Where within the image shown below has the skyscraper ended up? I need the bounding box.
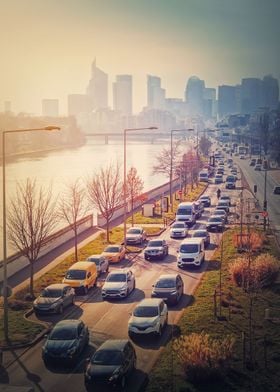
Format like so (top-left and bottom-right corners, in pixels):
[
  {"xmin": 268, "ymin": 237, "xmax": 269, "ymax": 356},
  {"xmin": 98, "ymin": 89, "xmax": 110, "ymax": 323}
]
[
  {"xmin": 42, "ymin": 99, "xmax": 59, "ymax": 117},
  {"xmin": 68, "ymin": 94, "xmax": 91, "ymax": 116},
  {"xmin": 261, "ymin": 75, "xmax": 279, "ymax": 110},
  {"xmin": 86, "ymin": 60, "xmax": 108, "ymax": 110},
  {"xmin": 113, "ymin": 75, "xmax": 133, "ymax": 115},
  {"xmin": 147, "ymin": 75, "xmax": 166, "ymax": 109},
  {"xmin": 185, "ymin": 76, "xmax": 205, "ymax": 116},
  {"xmin": 241, "ymin": 78, "xmax": 262, "ymax": 114},
  {"xmin": 218, "ymin": 85, "xmax": 237, "ymax": 118}
]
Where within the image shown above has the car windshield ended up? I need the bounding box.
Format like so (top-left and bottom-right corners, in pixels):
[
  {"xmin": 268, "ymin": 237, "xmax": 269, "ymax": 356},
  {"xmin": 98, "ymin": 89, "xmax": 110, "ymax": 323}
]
[
  {"xmin": 177, "ymin": 207, "xmax": 192, "ymax": 214},
  {"xmin": 127, "ymin": 228, "xmax": 141, "ymax": 234},
  {"xmin": 180, "ymin": 244, "xmax": 199, "ymax": 253},
  {"xmin": 87, "ymin": 257, "xmax": 101, "ymax": 265},
  {"xmin": 107, "ymin": 273, "xmax": 126, "ymax": 282},
  {"xmin": 200, "ymin": 197, "xmax": 209, "ymax": 201},
  {"xmin": 91, "ymin": 350, "xmax": 123, "ymax": 366},
  {"xmin": 65, "ymin": 270, "xmax": 86, "ymax": 280},
  {"xmin": 214, "ymin": 210, "xmax": 225, "ymax": 215},
  {"xmin": 49, "ymin": 327, "xmax": 77, "ymax": 340},
  {"xmin": 148, "ymin": 240, "xmax": 163, "ymax": 247},
  {"xmin": 133, "ymin": 306, "xmax": 159, "ymax": 317},
  {"xmin": 155, "ymin": 279, "xmax": 175, "ymax": 288},
  {"xmin": 209, "ymin": 217, "xmax": 222, "ymax": 222},
  {"xmin": 218, "ymin": 202, "xmax": 228, "ymax": 206},
  {"xmin": 41, "ymin": 288, "xmax": 62, "ymax": 298},
  {"xmin": 104, "ymin": 246, "xmax": 120, "ymax": 253},
  {"xmin": 172, "ymin": 223, "xmax": 185, "ymax": 229},
  {"xmin": 193, "ymin": 231, "xmax": 206, "ymax": 238}
]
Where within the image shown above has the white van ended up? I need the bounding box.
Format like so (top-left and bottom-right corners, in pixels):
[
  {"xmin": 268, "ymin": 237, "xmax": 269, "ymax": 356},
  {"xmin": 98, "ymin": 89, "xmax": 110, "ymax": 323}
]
[
  {"xmin": 177, "ymin": 238, "xmax": 205, "ymax": 268},
  {"xmin": 199, "ymin": 171, "xmax": 209, "ymax": 182},
  {"xmin": 175, "ymin": 202, "xmax": 196, "ymax": 226}
]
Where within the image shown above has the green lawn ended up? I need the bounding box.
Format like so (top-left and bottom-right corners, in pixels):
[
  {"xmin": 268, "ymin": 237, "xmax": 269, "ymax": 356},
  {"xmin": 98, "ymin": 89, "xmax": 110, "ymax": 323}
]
[{"xmin": 146, "ymin": 228, "xmax": 280, "ymax": 392}]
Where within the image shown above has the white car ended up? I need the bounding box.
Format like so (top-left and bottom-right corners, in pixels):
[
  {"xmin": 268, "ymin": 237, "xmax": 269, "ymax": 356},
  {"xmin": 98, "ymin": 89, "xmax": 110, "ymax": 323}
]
[
  {"xmin": 125, "ymin": 227, "xmax": 147, "ymax": 245},
  {"xmin": 170, "ymin": 221, "xmax": 188, "ymax": 239},
  {"xmin": 128, "ymin": 298, "xmax": 168, "ymax": 337},
  {"xmin": 86, "ymin": 254, "xmax": 109, "ymax": 276},
  {"xmin": 102, "ymin": 269, "xmax": 135, "ymax": 299}
]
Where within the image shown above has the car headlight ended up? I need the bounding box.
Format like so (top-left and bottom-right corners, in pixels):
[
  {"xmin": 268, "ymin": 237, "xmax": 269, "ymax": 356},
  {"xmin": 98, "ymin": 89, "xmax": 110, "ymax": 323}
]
[
  {"xmin": 170, "ymin": 290, "xmax": 177, "ymax": 295},
  {"xmin": 67, "ymin": 346, "xmax": 77, "ymax": 356},
  {"xmin": 152, "ymin": 318, "xmax": 160, "ymax": 327},
  {"xmin": 50, "ymin": 302, "xmax": 59, "ymax": 308},
  {"xmin": 120, "ymin": 287, "xmax": 127, "ymax": 292}
]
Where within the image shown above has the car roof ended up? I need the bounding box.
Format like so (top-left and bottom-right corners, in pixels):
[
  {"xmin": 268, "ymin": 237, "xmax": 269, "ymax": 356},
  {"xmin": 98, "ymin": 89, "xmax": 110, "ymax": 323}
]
[
  {"xmin": 193, "ymin": 229, "xmax": 207, "ymax": 233},
  {"xmin": 209, "ymin": 215, "xmax": 223, "ymax": 220},
  {"xmin": 97, "ymin": 339, "xmax": 129, "ymax": 351},
  {"xmin": 157, "ymin": 274, "xmax": 178, "ymax": 281},
  {"xmin": 103, "ymin": 244, "xmax": 122, "ymax": 250},
  {"xmin": 127, "ymin": 226, "xmax": 142, "ymax": 230},
  {"xmin": 181, "ymin": 237, "xmax": 204, "ymax": 244},
  {"xmin": 138, "ymin": 298, "xmax": 163, "ymax": 306},
  {"xmin": 108, "ymin": 269, "xmax": 130, "ymax": 275},
  {"xmin": 54, "ymin": 319, "xmax": 81, "ymax": 329},
  {"xmin": 68, "ymin": 261, "xmax": 95, "ymax": 270},
  {"xmin": 44, "ymin": 283, "xmax": 70, "ymax": 290},
  {"xmin": 87, "ymin": 254, "xmax": 103, "ymax": 258}
]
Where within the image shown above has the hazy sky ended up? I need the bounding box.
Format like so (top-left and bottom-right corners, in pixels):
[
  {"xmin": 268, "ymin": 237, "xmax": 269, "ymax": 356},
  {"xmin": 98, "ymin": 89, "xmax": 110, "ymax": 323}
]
[{"xmin": 1, "ymin": 0, "xmax": 279, "ymax": 115}]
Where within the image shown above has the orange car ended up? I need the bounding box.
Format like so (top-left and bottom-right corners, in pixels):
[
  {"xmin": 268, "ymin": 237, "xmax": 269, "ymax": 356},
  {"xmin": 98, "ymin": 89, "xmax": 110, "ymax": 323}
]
[{"xmin": 101, "ymin": 244, "xmax": 126, "ymax": 263}]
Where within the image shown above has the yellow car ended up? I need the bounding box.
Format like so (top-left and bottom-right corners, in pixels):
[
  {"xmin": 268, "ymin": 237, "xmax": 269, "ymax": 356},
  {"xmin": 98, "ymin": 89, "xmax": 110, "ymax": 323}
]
[{"xmin": 101, "ymin": 244, "xmax": 126, "ymax": 263}]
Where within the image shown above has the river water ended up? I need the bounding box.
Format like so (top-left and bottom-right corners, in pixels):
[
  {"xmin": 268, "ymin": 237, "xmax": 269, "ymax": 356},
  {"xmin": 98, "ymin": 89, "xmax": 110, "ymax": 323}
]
[{"xmin": 2, "ymin": 137, "xmax": 190, "ymax": 256}]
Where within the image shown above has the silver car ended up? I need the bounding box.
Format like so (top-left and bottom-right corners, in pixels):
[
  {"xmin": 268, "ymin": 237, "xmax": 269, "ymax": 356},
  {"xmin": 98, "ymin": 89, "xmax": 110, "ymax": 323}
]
[
  {"xmin": 86, "ymin": 254, "xmax": 109, "ymax": 276},
  {"xmin": 125, "ymin": 227, "xmax": 147, "ymax": 244},
  {"xmin": 33, "ymin": 284, "xmax": 75, "ymax": 315},
  {"xmin": 170, "ymin": 222, "xmax": 188, "ymax": 239},
  {"xmin": 102, "ymin": 269, "xmax": 135, "ymax": 299}
]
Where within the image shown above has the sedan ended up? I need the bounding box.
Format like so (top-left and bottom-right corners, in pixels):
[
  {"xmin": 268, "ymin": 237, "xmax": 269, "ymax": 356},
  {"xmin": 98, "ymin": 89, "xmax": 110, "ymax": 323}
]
[
  {"xmin": 255, "ymin": 164, "xmax": 262, "ymax": 171},
  {"xmin": 170, "ymin": 221, "xmax": 188, "ymax": 239},
  {"xmin": 206, "ymin": 216, "xmax": 225, "ymax": 232},
  {"xmin": 212, "ymin": 209, "xmax": 228, "ymax": 223},
  {"xmin": 86, "ymin": 254, "xmax": 109, "ymax": 276},
  {"xmin": 217, "ymin": 200, "xmax": 230, "ymax": 213},
  {"xmin": 33, "ymin": 284, "xmax": 75, "ymax": 315},
  {"xmin": 151, "ymin": 274, "xmax": 184, "ymax": 305},
  {"xmin": 128, "ymin": 298, "xmax": 168, "ymax": 337},
  {"xmin": 214, "ymin": 174, "xmax": 223, "ymax": 184},
  {"xmin": 102, "ymin": 269, "xmax": 135, "ymax": 299},
  {"xmin": 125, "ymin": 227, "xmax": 147, "ymax": 245},
  {"xmin": 144, "ymin": 239, "xmax": 169, "ymax": 260},
  {"xmin": 102, "ymin": 245, "xmax": 126, "ymax": 263},
  {"xmin": 84, "ymin": 340, "xmax": 136, "ymax": 390},
  {"xmin": 42, "ymin": 319, "xmax": 89, "ymax": 365},
  {"xmin": 199, "ymin": 195, "xmax": 211, "ymax": 207},
  {"xmin": 191, "ymin": 229, "xmax": 210, "ymax": 246}
]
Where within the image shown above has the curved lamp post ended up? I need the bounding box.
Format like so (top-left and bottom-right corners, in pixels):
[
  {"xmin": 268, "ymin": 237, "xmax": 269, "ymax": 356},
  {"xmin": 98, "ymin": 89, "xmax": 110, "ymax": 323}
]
[{"xmin": 1, "ymin": 125, "xmax": 61, "ymax": 341}]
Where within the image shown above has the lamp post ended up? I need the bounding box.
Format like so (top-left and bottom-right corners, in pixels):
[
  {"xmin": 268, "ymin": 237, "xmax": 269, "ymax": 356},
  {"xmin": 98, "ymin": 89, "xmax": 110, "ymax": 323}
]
[
  {"xmin": 170, "ymin": 129, "xmax": 192, "ymax": 212},
  {"xmin": 1, "ymin": 125, "xmax": 60, "ymax": 341},
  {"xmin": 123, "ymin": 127, "xmax": 157, "ymax": 247}
]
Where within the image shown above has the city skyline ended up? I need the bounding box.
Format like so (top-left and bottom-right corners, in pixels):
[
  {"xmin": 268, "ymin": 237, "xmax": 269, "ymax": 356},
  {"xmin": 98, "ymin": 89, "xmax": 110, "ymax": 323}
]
[{"xmin": 1, "ymin": 0, "xmax": 280, "ymax": 115}]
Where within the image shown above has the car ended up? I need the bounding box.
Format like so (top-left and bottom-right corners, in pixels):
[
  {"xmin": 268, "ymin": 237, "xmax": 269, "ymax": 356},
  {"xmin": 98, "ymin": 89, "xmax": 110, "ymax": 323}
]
[
  {"xmin": 191, "ymin": 229, "xmax": 210, "ymax": 246},
  {"xmin": 125, "ymin": 227, "xmax": 147, "ymax": 245},
  {"xmin": 170, "ymin": 221, "xmax": 188, "ymax": 239},
  {"xmin": 216, "ymin": 200, "xmax": 230, "ymax": 213},
  {"xmin": 128, "ymin": 298, "xmax": 168, "ymax": 337},
  {"xmin": 86, "ymin": 254, "xmax": 109, "ymax": 276},
  {"xmin": 177, "ymin": 238, "xmax": 205, "ymax": 268},
  {"xmin": 144, "ymin": 239, "xmax": 169, "ymax": 260},
  {"xmin": 225, "ymin": 175, "xmax": 236, "ymax": 189},
  {"xmin": 151, "ymin": 274, "xmax": 184, "ymax": 305},
  {"xmin": 194, "ymin": 200, "xmax": 204, "ymax": 218},
  {"xmin": 199, "ymin": 195, "xmax": 211, "ymax": 207},
  {"xmin": 255, "ymin": 164, "xmax": 262, "ymax": 171},
  {"xmin": 101, "ymin": 245, "xmax": 126, "ymax": 263},
  {"xmin": 206, "ymin": 216, "xmax": 225, "ymax": 232},
  {"xmin": 250, "ymin": 159, "xmax": 256, "ymax": 166},
  {"xmin": 102, "ymin": 269, "xmax": 135, "ymax": 299},
  {"xmin": 213, "ymin": 209, "xmax": 228, "ymax": 223},
  {"xmin": 84, "ymin": 339, "xmax": 136, "ymax": 390},
  {"xmin": 33, "ymin": 284, "xmax": 75, "ymax": 315},
  {"xmin": 42, "ymin": 319, "xmax": 89, "ymax": 365},
  {"xmin": 217, "ymin": 167, "xmax": 224, "ymax": 175},
  {"xmin": 240, "ymin": 155, "xmax": 245, "ymax": 159},
  {"xmin": 220, "ymin": 195, "xmax": 232, "ymax": 206},
  {"xmin": 214, "ymin": 174, "xmax": 223, "ymax": 184},
  {"xmin": 273, "ymin": 186, "xmax": 280, "ymax": 195}
]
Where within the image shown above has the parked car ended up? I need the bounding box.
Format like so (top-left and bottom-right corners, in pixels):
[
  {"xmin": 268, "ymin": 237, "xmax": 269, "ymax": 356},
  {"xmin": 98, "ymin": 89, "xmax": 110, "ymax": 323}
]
[
  {"xmin": 214, "ymin": 174, "xmax": 223, "ymax": 184},
  {"xmin": 102, "ymin": 269, "xmax": 135, "ymax": 299},
  {"xmin": 213, "ymin": 209, "xmax": 228, "ymax": 223},
  {"xmin": 206, "ymin": 216, "xmax": 225, "ymax": 232},
  {"xmin": 86, "ymin": 254, "xmax": 109, "ymax": 276},
  {"xmin": 177, "ymin": 238, "xmax": 205, "ymax": 268},
  {"xmin": 128, "ymin": 298, "xmax": 168, "ymax": 337},
  {"xmin": 42, "ymin": 320, "xmax": 89, "ymax": 365},
  {"xmin": 125, "ymin": 227, "xmax": 147, "ymax": 245},
  {"xmin": 170, "ymin": 221, "xmax": 188, "ymax": 239},
  {"xmin": 199, "ymin": 195, "xmax": 211, "ymax": 207},
  {"xmin": 33, "ymin": 284, "xmax": 75, "ymax": 315},
  {"xmin": 151, "ymin": 274, "xmax": 184, "ymax": 305},
  {"xmin": 191, "ymin": 229, "xmax": 210, "ymax": 246},
  {"xmin": 84, "ymin": 339, "xmax": 136, "ymax": 390},
  {"xmin": 144, "ymin": 239, "xmax": 169, "ymax": 260},
  {"xmin": 273, "ymin": 186, "xmax": 280, "ymax": 195},
  {"xmin": 102, "ymin": 245, "xmax": 126, "ymax": 263}
]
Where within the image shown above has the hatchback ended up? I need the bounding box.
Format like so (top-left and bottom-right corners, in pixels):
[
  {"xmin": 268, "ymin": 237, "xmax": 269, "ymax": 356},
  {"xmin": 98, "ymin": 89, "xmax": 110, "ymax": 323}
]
[
  {"xmin": 191, "ymin": 229, "xmax": 210, "ymax": 246},
  {"xmin": 33, "ymin": 284, "xmax": 75, "ymax": 315},
  {"xmin": 170, "ymin": 222, "xmax": 188, "ymax": 239},
  {"xmin": 102, "ymin": 269, "xmax": 135, "ymax": 299},
  {"xmin": 151, "ymin": 274, "xmax": 184, "ymax": 305},
  {"xmin": 125, "ymin": 227, "xmax": 147, "ymax": 245},
  {"xmin": 144, "ymin": 239, "xmax": 169, "ymax": 260},
  {"xmin": 102, "ymin": 245, "xmax": 126, "ymax": 263}
]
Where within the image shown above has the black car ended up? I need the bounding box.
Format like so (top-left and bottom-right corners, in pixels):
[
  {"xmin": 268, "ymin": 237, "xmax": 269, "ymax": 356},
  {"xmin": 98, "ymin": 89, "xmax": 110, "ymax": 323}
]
[
  {"xmin": 151, "ymin": 274, "xmax": 184, "ymax": 305},
  {"xmin": 42, "ymin": 319, "xmax": 89, "ymax": 365},
  {"xmin": 144, "ymin": 239, "xmax": 169, "ymax": 260},
  {"xmin": 84, "ymin": 339, "xmax": 136, "ymax": 391},
  {"xmin": 273, "ymin": 186, "xmax": 280, "ymax": 195},
  {"xmin": 33, "ymin": 284, "xmax": 75, "ymax": 315},
  {"xmin": 199, "ymin": 196, "xmax": 211, "ymax": 207},
  {"xmin": 206, "ymin": 216, "xmax": 225, "ymax": 232}
]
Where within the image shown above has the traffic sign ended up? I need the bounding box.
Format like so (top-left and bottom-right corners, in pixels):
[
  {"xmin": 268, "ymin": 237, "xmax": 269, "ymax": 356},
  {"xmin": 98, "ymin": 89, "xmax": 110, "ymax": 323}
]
[{"xmin": 261, "ymin": 211, "xmax": 268, "ymax": 217}]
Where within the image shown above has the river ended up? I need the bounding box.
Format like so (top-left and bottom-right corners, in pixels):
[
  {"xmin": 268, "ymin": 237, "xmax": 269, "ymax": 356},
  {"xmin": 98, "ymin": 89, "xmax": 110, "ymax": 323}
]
[{"xmin": 1, "ymin": 137, "xmax": 191, "ymax": 256}]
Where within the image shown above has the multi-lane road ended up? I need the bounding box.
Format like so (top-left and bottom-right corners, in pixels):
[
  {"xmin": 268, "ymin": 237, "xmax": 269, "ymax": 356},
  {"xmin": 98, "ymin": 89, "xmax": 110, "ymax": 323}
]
[{"xmin": 2, "ymin": 163, "xmax": 244, "ymax": 392}]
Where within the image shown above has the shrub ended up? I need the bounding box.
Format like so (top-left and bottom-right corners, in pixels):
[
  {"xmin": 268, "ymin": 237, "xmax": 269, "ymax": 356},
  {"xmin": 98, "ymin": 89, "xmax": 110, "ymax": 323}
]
[
  {"xmin": 173, "ymin": 332, "xmax": 235, "ymax": 383},
  {"xmin": 229, "ymin": 253, "xmax": 279, "ymax": 289},
  {"xmin": 233, "ymin": 231, "xmax": 264, "ymax": 251}
]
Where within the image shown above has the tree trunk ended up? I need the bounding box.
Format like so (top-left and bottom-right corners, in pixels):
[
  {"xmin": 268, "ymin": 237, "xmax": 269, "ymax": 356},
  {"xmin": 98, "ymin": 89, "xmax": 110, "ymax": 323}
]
[
  {"xmin": 74, "ymin": 226, "xmax": 78, "ymax": 262},
  {"xmin": 131, "ymin": 199, "xmax": 134, "ymax": 226},
  {"xmin": 106, "ymin": 218, "xmax": 110, "ymax": 243},
  {"xmin": 30, "ymin": 261, "xmax": 34, "ymax": 298}
]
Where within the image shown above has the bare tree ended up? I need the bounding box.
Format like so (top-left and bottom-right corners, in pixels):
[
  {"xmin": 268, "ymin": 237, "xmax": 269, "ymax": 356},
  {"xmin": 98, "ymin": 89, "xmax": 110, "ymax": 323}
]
[
  {"xmin": 7, "ymin": 179, "xmax": 57, "ymax": 298},
  {"xmin": 198, "ymin": 135, "xmax": 212, "ymax": 157},
  {"xmin": 58, "ymin": 179, "xmax": 89, "ymax": 262},
  {"xmin": 126, "ymin": 167, "xmax": 144, "ymax": 226},
  {"xmin": 152, "ymin": 140, "xmax": 182, "ymax": 179},
  {"xmin": 87, "ymin": 163, "xmax": 122, "ymax": 242}
]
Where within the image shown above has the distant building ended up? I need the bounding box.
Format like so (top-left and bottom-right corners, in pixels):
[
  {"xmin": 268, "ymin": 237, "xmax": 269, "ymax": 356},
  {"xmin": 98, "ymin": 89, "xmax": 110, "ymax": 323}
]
[
  {"xmin": 42, "ymin": 99, "xmax": 59, "ymax": 117},
  {"xmin": 241, "ymin": 78, "xmax": 262, "ymax": 114},
  {"xmin": 113, "ymin": 75, "xmax": 133, "ymax": 115},
  {"xmin": 204, "ymin": 87, "xmax": 216, "ymax": 118},
  {"xmin": 147, "ymin": 75, "xmax": 166, "ymax": 109},
  {"xmin": 185, "ymin": 76, "xmax": 205, "ymax": 116},
  {"xmin": 68, "ymin": 94, "xmax": 91, "ymax": 116},
  {"xmin": 261, "ymin": 75, "xmax": 279, "ymax": 110},
  {"xmin": 218, "ymin": 85, "xmax": 237, "ymax": 118},
  {"xmin": 86, "ymin": 60, "xmax": 108, "ymax": 110}
]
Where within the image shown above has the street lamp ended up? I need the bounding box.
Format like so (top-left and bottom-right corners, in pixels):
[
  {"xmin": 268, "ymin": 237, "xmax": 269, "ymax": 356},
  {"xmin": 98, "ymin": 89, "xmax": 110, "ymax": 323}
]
[
  {"xmin": 1, "ymin": 125, "xmax": 60, "ymax": 341},
  {"xmin": 170, "ymin": 129, "xmax": 193, "ymax": 212},
  {"xmin": 123, "ymin": 127, "xmax": 157, "ymax": 246}
]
